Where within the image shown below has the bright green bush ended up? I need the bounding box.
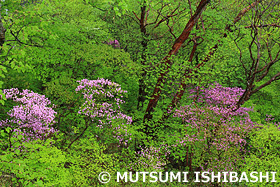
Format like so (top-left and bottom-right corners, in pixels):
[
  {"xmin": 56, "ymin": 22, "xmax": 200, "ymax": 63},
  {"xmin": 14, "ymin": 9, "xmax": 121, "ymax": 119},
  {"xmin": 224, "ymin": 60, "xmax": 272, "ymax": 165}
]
[
  {"xmin": 0, "ymin": 137, "xmax": 71, "ymax": 186},
  {"xmin": 67, "ymin": 134, "xmax": 121, "ymax": 186},
  {"xmin": 240, "ymin": 124, "xmax": 280, "ymax": 186}
]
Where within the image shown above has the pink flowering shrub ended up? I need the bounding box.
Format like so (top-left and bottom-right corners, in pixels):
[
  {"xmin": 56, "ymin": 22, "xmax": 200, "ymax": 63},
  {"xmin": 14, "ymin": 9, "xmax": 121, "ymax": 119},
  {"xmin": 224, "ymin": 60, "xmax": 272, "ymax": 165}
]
[
  {"xmin": 0, "ymin": 88, "xmax": 57, "ymax": 142},
  {"xmin": 76, "ymin": 78, "xmax": 132, "ymax": 146},
  {"xmin": 173, "ymin": 83, "xmax": 256, "ymax": 173}
]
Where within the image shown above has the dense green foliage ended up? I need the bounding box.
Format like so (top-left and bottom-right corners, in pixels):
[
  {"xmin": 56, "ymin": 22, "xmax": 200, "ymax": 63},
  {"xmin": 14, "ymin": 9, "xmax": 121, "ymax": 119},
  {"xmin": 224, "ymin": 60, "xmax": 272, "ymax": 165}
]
[{"xmin": 0, "ymin": 0, "xmax": 279, "ymax": 186}]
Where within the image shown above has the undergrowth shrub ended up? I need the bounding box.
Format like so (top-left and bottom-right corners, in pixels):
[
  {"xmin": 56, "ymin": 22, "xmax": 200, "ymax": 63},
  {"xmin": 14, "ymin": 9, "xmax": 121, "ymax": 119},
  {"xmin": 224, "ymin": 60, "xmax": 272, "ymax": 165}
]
[{"xmin": 240, "ymin": 124, "xmax": 280, "ymax": 186}]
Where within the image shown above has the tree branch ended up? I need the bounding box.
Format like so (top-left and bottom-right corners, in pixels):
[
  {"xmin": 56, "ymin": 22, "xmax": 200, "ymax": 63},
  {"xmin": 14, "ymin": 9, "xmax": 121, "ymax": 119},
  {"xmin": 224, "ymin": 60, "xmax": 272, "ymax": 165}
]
[
  {"xmin": 251, "ymin": 72, "xmax": 280, "ymax": 95},
  {"xmin": 132, "ymin": 11, "xmax": 141, "ymax": 21},
  {"xmin": 245, "ymin": 23, "xmax": 280, "ymax": 28},
  {"xmin": 68, "ymin": 123, "xmax": 89, "ymax": 149}
]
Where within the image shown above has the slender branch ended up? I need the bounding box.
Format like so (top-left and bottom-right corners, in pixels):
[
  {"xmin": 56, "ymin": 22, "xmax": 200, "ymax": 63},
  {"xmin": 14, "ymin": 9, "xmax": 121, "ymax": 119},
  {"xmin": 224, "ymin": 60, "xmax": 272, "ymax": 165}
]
[
  {"xmin": 245, "ymin": 23, "xmax": 280, "ymax": 28},
  {"xmin": 200, "ymin": 16, "xmax": 205, "ymax": 31},
  {"xmin": 10, "ymin": 30, "xmax": 43, "ymax": 48},
  {"xmin": 68, "ymin": 121, "xmax": 89, "ymax": 149},
  {"xmin": 255, "ymin": 59, "xmax": 278, "ymax": 82},
  {"xmin": 153, "ymin": 6, "xmax": 184, "ymax": 29},
  {"xmin": 251, "ymin": 72, "xmax": 280, "ymax": 95},
  {"xmin": 125, "ymin": 13, "xmax": 140, "ymax": 24},
  {"xmin": 266, "ymin": 37, "xmax": 273, "ymax": 61},
  {"xmin": 188, "ymin": 0, "xmax": 193, "ymax": 17},
  {"xmin": 253, "ymin": 37, "xmax": 280, "ymax": 81},
  {"xmin": 233, "ymin": 0, "xmax": 262, "ymax": 24},
  {"xmin": 146, "ymin": 3, "xmax": 168, "ymax": 26},
  {"xmin": 166, "ymin": 17, "xmax": 177, "ymax": 39},
  {"xmin": 132, "ymin": 11, "xmax": 141, "ymax": 21},
  {"xmin": 145, "ymin": 7, "xmax": 150, "ymax": 25}
]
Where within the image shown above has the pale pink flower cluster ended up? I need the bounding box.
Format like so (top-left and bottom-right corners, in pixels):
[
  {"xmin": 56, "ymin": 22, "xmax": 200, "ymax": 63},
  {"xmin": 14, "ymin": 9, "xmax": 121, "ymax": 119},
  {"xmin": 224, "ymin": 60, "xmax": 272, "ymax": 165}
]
[
  {"xmin": 0, "ymin": 88, "xmax": 57, "ymax": 141},
  {"xmin": 76, "ymin": 78, "xmax": 132, "ymax": 146},
  {"xmin": 173, "ymin": 83, "xmax": 257, "ymax": 172}
]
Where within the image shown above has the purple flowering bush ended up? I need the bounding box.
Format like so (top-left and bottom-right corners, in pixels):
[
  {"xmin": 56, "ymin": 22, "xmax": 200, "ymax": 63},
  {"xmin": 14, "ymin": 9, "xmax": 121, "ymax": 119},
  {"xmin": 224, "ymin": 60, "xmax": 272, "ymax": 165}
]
[
  {"xmin": 0, "ymin": 88, "xmax": 57, "ymax": 144},
  {"xmin": 75, "ymin": 78, "xmax": 133, "ymax": 147},
  {"xmin": 173, "ymin": 83, "xmax": 257, "ymax": 173}
]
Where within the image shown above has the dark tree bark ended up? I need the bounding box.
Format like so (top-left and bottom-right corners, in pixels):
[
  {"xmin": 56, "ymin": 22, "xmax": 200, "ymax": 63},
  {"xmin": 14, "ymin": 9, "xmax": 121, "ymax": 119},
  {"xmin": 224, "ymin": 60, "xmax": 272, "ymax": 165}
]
[
  {"xmin": 143, "ymin": 0, "xmax": 210, "ymax": 125},
  {"xmin": 136, "ymin": 5, "xmax": 149, "ymax": 109},
  {"xmin": 0, "ymin": 15, "xmax": 6, "ymax": 46}
]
